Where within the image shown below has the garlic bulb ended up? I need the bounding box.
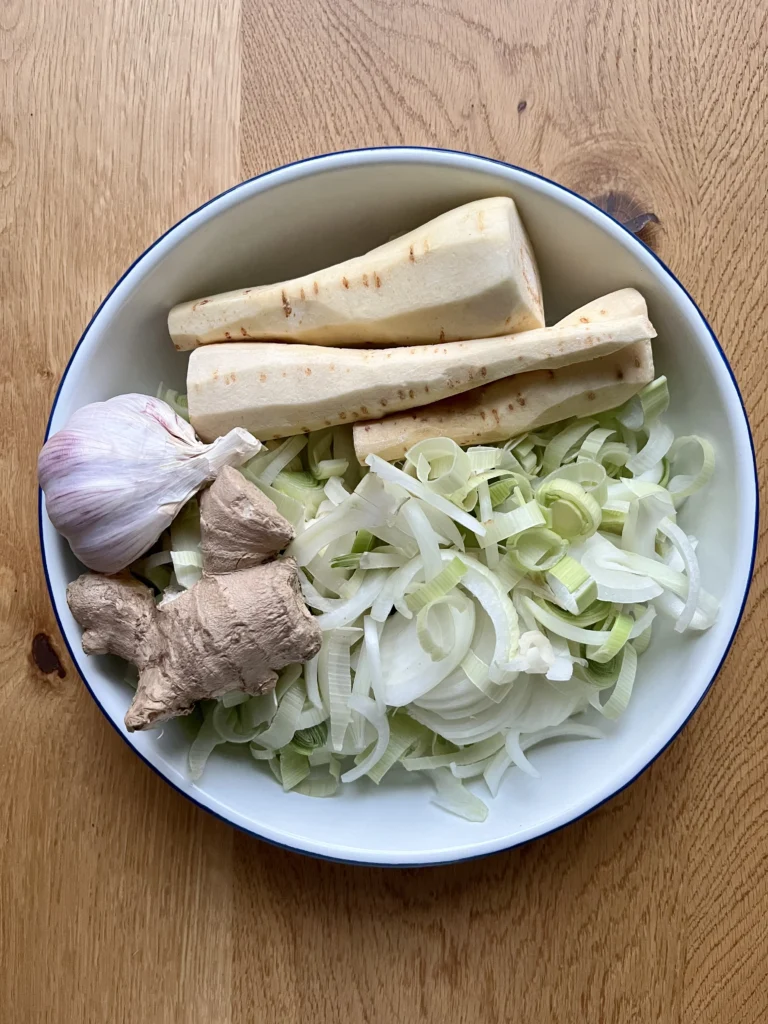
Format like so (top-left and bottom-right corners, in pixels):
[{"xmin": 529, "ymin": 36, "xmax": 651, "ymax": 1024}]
[{"xmin": 38, "ymin": 393, "xmax": 262, "ymax": 573}]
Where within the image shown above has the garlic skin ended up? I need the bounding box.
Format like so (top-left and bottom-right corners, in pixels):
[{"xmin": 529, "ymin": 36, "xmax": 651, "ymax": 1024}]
[{"xmin": 38, "ymin": 394, "xmax": 262, "ymax": 573}]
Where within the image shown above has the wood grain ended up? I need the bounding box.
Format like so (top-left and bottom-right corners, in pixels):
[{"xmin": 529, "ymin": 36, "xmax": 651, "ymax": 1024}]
[{"xmin": 2, "ymin": 0, "xmax": 767, "ymax": 1021}]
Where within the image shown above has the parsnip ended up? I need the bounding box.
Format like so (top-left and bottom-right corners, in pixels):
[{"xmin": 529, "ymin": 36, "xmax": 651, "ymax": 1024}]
[
  {"xmin": 169, "ymin": 197, "xmax": 544, "ymax": 350},
  {"xmin": 352, "ymin": 289, "xmax": 655, "ymax": 462},
  {"xmin": 187, "ymin": 314, "xmax": 655, "ymax": 442}
]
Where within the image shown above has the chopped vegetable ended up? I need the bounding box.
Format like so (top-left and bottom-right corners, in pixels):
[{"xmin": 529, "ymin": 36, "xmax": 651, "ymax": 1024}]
[{"xmin": 185, "ymin": 379, "xmax": 717, "ymax": 821}]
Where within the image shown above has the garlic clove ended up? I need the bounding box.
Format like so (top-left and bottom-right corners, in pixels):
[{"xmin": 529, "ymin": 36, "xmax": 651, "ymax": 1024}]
[{"xmin": 38, "ymin": 393, "xmax": 262, "ymax": 573}]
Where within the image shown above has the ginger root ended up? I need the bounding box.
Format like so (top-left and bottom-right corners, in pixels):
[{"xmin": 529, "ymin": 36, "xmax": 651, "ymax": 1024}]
[{"xmin": 67, "ymin": 467, "xmax": 321, "ymax": 731}]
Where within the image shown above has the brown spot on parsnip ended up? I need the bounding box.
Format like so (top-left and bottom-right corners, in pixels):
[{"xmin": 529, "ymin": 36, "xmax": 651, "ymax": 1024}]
[
  {"xmin": 300, "ymin": 287, "xmax": 306, "ymax": 300},
  {"xmin": 508, "ymin": 403, "xmax": 515, "ymax": 411},
  {"xmin": 224, "ymin": 332, "xmax": 232, "ymax": 339},
  {"xmin": 213, "ymin": 369, "xmax": 219, "ymax": 381},
  {"xmin": 425, "ymin": 385, "xmax": 430, "ymax": 393},
  {"xmin": 192, "ymin": 298, "xmax": 210, "ymax": 312},
  {"xmin": 409, "ymin": 245, "xmax": 415, "ymax": 262},
  {"xmin": 634, "ymin": 357, "xmax": 641, "ymax": 368},
  {"xmin": 282, "ymin": 291, "xmax": 292, "ymax": 317},
  {"xmin": 313, "ymin": 281, "xmax": 319, "ymax": 295},
  {"xmin": 339, "ymin": 412, "xmax": 347, "ymax": 420},
  {"xmin": 361, "ymin": 406, "xmax": 369, "ymax": 415},
  {"xmin": 259, "ymin": 373, "xmax": 267, "ymax": 382},
  {"xmin": 491, "ymin": 409, "xmax": 500, "ymax": 424},
  {"xmin": 586, "ymin": 391, "xmax": 596, "ymax": 401},
  {"xmin": 480, "ymin": 366, "xmax": 487, "ymax": 377},
  {"xmin": 304, "ymin": 367, "xmax": 312, "ymax": 376},
  {"xmin": 362, "ymin": 273, "xmax": 369, "ymax": 287},
  {"xmin": 240, "ymin": 327, "xmax": 250, "ymax": 337},
  {"xmin": 600, "ymin": 309, "xmax": 607, "ymax": 316},
  {"xmin": 617, "ymin": 369, "xmax": 624, "ymax": 380},
  {"xmin": 580, "ymin": 317, "xmax": 589, "ymax": 323},
  {"xmin": 408, "ymin": 389, "xmax": 415, "ymax": 399},
  {"xmin": 480, "ymin": 410, "xmax": 487, "ymax": 419},
  {"xmin": 342, "ymin": 277, "xmax": 349, "ymax": 289},
  {"xmin": 380, "ymin": 398, "xmax": 388, "ymax": 407},
  {"xmin": 397, "ymin": 390, "xmax": 406, "ymax": 400},
  {"xmin": 519, "ymin": 397, "xmax": 526, "ymax": 406},
  {"xmin": 374, "ymin": 273, "xmax": 382, "ymax": 288},
  {"xmin": 547, "ymin": 369, "xmax": 555, "ymax": 379}
]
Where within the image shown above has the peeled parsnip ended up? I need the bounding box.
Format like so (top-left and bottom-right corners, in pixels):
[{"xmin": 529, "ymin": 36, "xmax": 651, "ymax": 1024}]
[
  {"xmin": 169, "ymin": 198, "xmax": 544, "ymax": 350},
  {"xmin": 351, "ymin": 289, "xmax": 655, "ymax": 462},
  {"xmin": 187, "ymin": 314, "xmax": 655, "ymax": 442}
]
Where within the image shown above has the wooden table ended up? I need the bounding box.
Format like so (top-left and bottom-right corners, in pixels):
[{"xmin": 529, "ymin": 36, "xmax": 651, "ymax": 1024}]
[{"xmin": 3, "ymin": 2, "xmax": 767, "ymax": 1020}]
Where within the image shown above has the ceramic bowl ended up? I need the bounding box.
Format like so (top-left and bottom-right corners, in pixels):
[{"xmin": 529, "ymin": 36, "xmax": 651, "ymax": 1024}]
[{"xmin": 40, "ymin": 148, "xmax": 757, "ymax": 866}]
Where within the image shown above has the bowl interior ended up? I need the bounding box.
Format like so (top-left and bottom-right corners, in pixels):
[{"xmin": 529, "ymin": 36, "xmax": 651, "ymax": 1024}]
[{"xmin": 42, "ymin": 150, "xmax": 756, "ymax": 865}]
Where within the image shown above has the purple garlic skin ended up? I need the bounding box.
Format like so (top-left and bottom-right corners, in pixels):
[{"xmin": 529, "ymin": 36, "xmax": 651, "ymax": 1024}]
[{"xmin": 38, "ymin": 393, "xmax": 262, "ymax": 572}]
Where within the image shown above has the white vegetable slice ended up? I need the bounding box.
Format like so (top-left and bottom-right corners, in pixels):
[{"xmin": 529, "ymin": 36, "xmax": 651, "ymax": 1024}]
[
  {"xmin": 305, "ymin": 652, "xmax": 322, "ymax": 708},
  {"xmin": 667, "ymin": 435, "xmax": 715, "ymax": 504},
  {"xmin": 658, "ymin": 517, "xmax": 701, "ymax": 632},
  {"xmin": 323, "ymin": 475, "xmax": 350, "ymax": 506},
  {"xmin": 429, "ymin": 768, "xmax": 489, "ymax": 822},
  {"xmin": 371, "ymin": 555, "xmax": 424, "ymax": 622},
  {"xmin": 380, "ymin": 595, "xmax": 477, "ymax": 705},
  {"xmin": 170, "ymin": 499, "xmax": 203, "ymax": 589},
  {"xmin": 405, "ymin": 437, "xmax": 471, "ymax": 496},
  {"xmin": 401, "ymin": 734, "xmax": 505, "ymax": 771},
  {"xmin": 483, "ymin": 749, "xmax": 513, "ymax": 796},
  {"xmin": 314, "ymin": 570, "xmax": 387, "ymax": 631},
  {"xmin": 340, "ymin": 696, "xmax": 391, "ymax": 783},
  {"xmin": 256, "ymin": 680, "xmax": 306, "ymax": 749},
  {"xmin": 541, "ymin": 419, "xmax": 597, "ymax": 475},
  {"xmin": 363, "ymin": 616, "xmax": 386, "ymax": 710},
  {"xmin": 522, "ymin": 596, "xmax": 612, "ymax": 646},
  {"xmin": 625, "ymin": 420, "xmax": 674, "ymax": 475},
  {"xmin": 481, "ymin": 500, "xmax": 546, "ymax": 547},
  {"xmin": 410, "ymin": 679, "xmax": 532, "ymax": 745},
  {"xmin": 401, "ymin": 498, "xmax": 443, "ymax": 581},
  {"xmin": 505, "ymin": 731, "xmax": 540, "ymax": 778},
  {"xmin": 188, "ymin": 706, "xmax": 224, "ymax": 780},
  {"xmin": 256, "ymin": 435, "xmax": 308, "ymax": 485},
  {"xmin": 621, "ymin": 490, "xmax": 674, "ymax": 555},
  {"xmin": 320, "ymin": 627, "xmax": 362, "ymax": 751},
  {"xmin": 366, "ymin": 454, "xmax": 486, "ymax": 536},
  {"xmin": 590, "ymin": 643, "xmax": 638, "ymax": 719}
]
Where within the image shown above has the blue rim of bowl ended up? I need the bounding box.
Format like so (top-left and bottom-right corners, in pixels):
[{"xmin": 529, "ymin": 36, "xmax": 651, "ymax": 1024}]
[{"xmin": 38, "ymin": 146, "xmax": 759, "ymax": 868}]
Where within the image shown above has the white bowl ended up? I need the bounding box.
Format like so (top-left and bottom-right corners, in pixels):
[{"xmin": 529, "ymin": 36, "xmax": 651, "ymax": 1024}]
[{"xmin": 40, "ymin": 147, "xmax": 758, "ymax": 866}]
